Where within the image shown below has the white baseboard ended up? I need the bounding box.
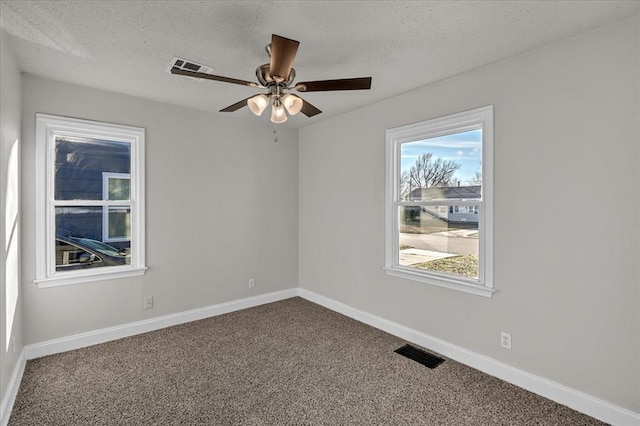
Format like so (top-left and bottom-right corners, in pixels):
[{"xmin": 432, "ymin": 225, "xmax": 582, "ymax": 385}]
[
  {"xmin": 297, "ymin": 288, "xmax": 640, "ymax": 426},
  {"xmin": 25, "ymin": 288, "xmax": 298, "ymax": 360},
  {"xmin": 7, "ymin": 287, "xmax": 638, "ymax": 426},
  {"xmin": 0, "ymin": 349, "xmax": 26, "ymax": 426},
  {"xmin": 3, "ymin": 288, "xmax": 297, "ymax": 424}
]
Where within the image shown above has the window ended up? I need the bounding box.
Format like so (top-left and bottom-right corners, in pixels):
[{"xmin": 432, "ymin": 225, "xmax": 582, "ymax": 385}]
[
  {"xmin": 385, "ymin": 106, "xmax": 494, "ymax": 297},
  {"xmin": 35, "ymin": 114, "xmax": 146, "ymax": 287},
  {"xmin": 102, "ymin": 172, "xmax": 131, "ymax": 242}
]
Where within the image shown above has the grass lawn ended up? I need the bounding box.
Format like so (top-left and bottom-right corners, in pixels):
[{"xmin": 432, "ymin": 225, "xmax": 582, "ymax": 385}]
[{"xmin": 415, "ymin": 255, "xmax": 478, "ymax": 279}]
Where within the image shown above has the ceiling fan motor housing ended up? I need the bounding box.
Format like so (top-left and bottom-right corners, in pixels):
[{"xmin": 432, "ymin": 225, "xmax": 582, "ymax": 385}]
[{"xmin": 256, "ymin": 64, "xmax": 297, "ymax": 89}]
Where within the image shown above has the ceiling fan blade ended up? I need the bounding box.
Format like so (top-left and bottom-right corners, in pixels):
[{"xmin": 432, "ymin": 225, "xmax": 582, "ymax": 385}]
[
  {"xmin": 171, "ymin": 67, "xmax": 258, "ymax": 88},
  {"xmin": 269, "ymin": 34, "xmax": 299, "ymax": 83},
  {"xmin": 300, "ymin": 98, "xmax": 322, "ymax": 117},
  {"xmin": 296, "ymin": 77, "xmax": 372, "ymax": 92},
  {"xmin": 219, "ymin": 96, "xmax": 254, "ymax": 112}
]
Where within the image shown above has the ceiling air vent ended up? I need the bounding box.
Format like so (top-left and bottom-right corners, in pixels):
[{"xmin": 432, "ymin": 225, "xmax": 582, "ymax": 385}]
[{"xmin": 167, "ymin": 57, "xmax": 213, "ymax": 80}]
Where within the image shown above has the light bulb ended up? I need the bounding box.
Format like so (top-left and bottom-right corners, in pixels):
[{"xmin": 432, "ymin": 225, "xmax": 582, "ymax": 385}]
[
  {"xmin": 282, "ymin": 94, "xmax": 303, "ymax": 115},
  {"xmin": 270, "ymin": 103, "xmax": 288, "ymax": 124},
  {"xmin": 247, "ymin": 94, "xmax": 269, "ymax": 116}
]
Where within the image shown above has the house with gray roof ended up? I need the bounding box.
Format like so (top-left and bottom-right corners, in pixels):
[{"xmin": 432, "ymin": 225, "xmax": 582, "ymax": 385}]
[{"xmin": 408, "ymin": 185, "xmax": 481, "ymax": 225}]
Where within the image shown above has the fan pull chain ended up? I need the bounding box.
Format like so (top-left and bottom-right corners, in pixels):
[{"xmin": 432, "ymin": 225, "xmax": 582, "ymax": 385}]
[{"xmin": 273, "ymin": 125, "xmax": 278, "ymax": 143}]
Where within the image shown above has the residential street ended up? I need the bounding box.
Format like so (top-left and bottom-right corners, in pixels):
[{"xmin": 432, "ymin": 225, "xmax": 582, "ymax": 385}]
[{"xmin": 399, "ymin": 230, "xmax": 478, "ymax": 256}]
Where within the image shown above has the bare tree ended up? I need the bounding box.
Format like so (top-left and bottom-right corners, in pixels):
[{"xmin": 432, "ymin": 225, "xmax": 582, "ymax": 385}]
[
  {"xmin": 471, "ymin": 171, "xmax": 482, "ymax": 185},
  {"xmin": 400, "ymin": 153, "xmax": 461, "ymax": 199}
]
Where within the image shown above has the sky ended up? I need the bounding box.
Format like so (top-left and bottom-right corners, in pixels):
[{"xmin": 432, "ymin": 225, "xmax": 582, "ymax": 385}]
[{"xmin": 400, "ymin": 129, "xmax": 482, "ymax": 185}]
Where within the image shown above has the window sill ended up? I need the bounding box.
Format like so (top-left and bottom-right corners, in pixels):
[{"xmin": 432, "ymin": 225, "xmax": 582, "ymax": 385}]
[
  {"xmin": 383, "ymin": 266, "xmax": 496, "ymax": 298},
  {"xmin": 34, "ymin": 266, "xmax": 147, "ymax": 288}
]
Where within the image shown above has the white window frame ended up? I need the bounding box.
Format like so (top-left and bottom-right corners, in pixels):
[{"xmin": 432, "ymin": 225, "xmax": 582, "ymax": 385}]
[
  {"xmin": 102, "ymin": 172, "xmax": 131, "ymax": 242},
  {"xmin": 384, "ymin": 105, "xmax": 494, "ymax": 297},
  {"xmin": 35, "ymin": 114, "xmax": 146, "ymax": 287}
]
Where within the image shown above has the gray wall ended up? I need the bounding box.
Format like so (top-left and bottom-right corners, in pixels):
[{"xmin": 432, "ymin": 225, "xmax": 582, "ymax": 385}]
[
  {"xmin": 1, "ymin": 30, "xmax": 23, "ymax": 403},
  {"xmin": 298, "ymin": 16, "xmax": 639, "ymax": 412},
  {"xmin": 20, "ymin": 75, "xmax": 299, "ymax": 345}
]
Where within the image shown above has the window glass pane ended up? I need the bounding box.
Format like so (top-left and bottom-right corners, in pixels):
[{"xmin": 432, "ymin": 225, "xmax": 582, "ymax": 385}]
[
  {"xmin": 400, "ymin": 129, "xmax": 482, "ymax": 201},
  {"xmin": 108, "ymin": 207, "xmax": 131, "ymax": 239},
  {"xmin": 55, "ymin": 206, "xmax": 130, "ymax": 271},
  {"xmin": 56, "ymin": 206, "xmax": 103, "ymax": 240},
  {"xmin": 108, "ymin": 178, "xmax": 130, "ymax": 201},
  {"xmin": 398, "ymin": 205, "xmax": 479, "ymax": 280},
  {"xmin": 55, "ymin": 137, "xmax": 131, "ymax": 200}
]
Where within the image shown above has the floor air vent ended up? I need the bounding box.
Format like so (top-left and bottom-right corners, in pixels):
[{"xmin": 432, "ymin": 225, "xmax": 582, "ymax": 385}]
[{"xmin": 394, "ymin": 344, "xmax": 445, "ymax": 369}]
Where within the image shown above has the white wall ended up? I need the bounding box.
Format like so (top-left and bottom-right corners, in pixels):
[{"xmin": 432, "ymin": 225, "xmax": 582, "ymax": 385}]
[
  {"xmin": 299, "ymin": 16, "xmax": 640, "ymax": 412},
  {"xmin": 20, "ymin": 75, "xmax": 299, "ymax": 345},
  {"xmin": 0, "ymin": 30, "xmax": 23, "ymax": 401}
]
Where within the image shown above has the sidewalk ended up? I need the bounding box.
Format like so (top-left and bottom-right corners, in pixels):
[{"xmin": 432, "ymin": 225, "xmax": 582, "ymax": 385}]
[{"xmin": 398, "ymin": 248, "xmax": 456, "ymax": 266}]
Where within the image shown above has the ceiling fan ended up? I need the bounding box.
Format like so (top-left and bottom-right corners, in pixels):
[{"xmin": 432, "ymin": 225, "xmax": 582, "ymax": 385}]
[{"xmin": 170, "ymin": 34, "xmax": 372, "ymax": 123}]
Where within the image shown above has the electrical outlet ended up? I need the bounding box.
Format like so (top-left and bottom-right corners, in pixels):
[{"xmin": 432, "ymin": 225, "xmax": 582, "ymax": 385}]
[
  {"xmin": 249, "ymin": 278, "xmax": 255, "ymax": 289},
  {"xmin": 501, "ymin": 332, "xmax": 512, "ymax": 350},
  {"xmin": 144, "ymin": 296, "xmax": 154, "ymax": 310}
]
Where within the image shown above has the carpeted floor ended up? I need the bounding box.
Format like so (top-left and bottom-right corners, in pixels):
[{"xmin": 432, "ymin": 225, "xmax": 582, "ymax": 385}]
[{"xmin": 9, "ymin": 297, "xmax": 606, "ymax": 425}]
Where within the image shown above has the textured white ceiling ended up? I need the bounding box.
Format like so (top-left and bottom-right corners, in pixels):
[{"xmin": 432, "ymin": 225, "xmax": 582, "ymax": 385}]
[{"xmin": 2, "ymin": 1, "xmax": 639, "ymax": 127}]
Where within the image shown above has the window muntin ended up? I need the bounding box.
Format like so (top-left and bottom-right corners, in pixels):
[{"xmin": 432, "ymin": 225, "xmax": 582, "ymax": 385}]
[
  {"xmin": 385, "ymin": 106, "xmax": 494, "ymax": 297},
  {"xmin": 36, "ymin": 114, "xmax": 146, "ymax": 286}
]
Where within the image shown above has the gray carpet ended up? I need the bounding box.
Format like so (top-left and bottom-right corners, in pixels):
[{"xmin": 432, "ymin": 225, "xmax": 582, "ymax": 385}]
[{"xmin": 9, "ymin": 297, "xmax": 606, "ymax": 425}]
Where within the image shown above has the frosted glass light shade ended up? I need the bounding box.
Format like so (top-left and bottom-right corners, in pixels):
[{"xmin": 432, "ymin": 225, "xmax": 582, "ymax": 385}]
[
  {"xmin": 248, "ymin": 94, "xmax": 269, "ymax": 116},
  {"xmin": 270, "ymin": 104, "xmax": 288, "ymax": 124},
  {"xmin": 282, "ymin": 94, "xmax": 303, "ymax": 115}
]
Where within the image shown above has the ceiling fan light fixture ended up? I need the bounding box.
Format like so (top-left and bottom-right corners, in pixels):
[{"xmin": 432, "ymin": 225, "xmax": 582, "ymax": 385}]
[
  {"xmin": 270, "ymin": 101, "xmax": 288, "ymax": 124},
  {"xmin": 282, "ymin": 94, "xmax": 303, "ymax": 116},
  {"xmin": 248, "ymin": 94, "xmax": 269, "ymax": 116}
]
